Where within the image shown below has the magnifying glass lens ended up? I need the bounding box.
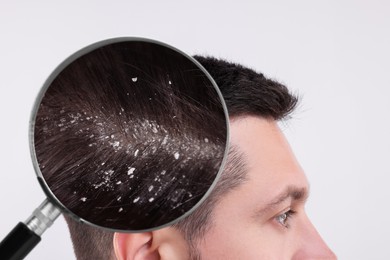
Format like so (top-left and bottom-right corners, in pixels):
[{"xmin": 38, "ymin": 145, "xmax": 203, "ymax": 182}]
[{"xmin": 32, "ymin": 39, "xmax": 229, "ymax": 231}]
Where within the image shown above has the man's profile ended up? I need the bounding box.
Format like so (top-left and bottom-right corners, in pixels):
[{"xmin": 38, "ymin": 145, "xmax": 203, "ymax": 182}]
[{"xmin": 63, "ymin": 55, "xmax": 336, "ymax": 259}]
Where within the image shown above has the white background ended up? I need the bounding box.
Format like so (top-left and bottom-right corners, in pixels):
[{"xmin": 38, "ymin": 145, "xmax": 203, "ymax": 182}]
[{"xmin": 0, "ymin": 1, "xmax": 389, "ymax": 259}]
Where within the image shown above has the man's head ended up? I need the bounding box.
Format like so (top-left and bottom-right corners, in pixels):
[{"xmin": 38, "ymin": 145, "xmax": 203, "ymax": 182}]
[{"xmin": 64, "ymin": 56, "xmax": 336, "ymax": 259}]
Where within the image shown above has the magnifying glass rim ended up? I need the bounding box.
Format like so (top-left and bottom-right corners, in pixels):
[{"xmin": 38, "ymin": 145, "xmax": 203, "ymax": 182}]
[{"xmin": 29, "ymin": 36, "xmax": 230, "ymax": 233}]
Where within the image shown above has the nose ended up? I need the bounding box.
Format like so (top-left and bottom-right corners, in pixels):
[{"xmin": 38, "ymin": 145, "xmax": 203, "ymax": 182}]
[{"xmin": 292, "ymin": 215, "xmax": 337, "ymax": 260}]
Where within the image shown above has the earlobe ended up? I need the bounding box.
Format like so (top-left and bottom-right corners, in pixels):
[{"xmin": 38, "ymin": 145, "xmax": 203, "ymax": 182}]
[{"xmin": 113, "ymin": 232, "xmax": 159, "ymax": 260}]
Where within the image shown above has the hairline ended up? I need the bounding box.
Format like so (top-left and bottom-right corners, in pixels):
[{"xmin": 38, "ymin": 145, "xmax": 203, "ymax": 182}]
[{"xmin": 174, "ymin": 115, "xmax": 289, "ymax": 257}]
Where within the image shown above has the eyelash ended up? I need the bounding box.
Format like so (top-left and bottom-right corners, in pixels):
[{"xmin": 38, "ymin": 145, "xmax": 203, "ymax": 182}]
[{"xmin": 275, "ymin": 209, "xmax": 296, "ymax": 228}]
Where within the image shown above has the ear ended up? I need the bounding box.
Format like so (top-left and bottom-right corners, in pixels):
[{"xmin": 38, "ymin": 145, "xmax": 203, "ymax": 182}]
[
  {"xmin": 113, "ymin": 232, "xmax": 157, "ymax": 260},
  {"xmin": 113, "ymin": 227, "xmax": 189, "ymax": 260}
]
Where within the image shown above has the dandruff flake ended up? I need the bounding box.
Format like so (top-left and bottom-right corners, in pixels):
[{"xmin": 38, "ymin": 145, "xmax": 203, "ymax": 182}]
[
  {"xmin": 128, "ymin": 167, "xmax": 136, "ymax": 175},
  {"xmin": 105, "ymin": 169, "xmax": 114, "ymax": 175},
  {"xmin": 162, "ymin": 135, "xmax": 168, "ymax": 145}
]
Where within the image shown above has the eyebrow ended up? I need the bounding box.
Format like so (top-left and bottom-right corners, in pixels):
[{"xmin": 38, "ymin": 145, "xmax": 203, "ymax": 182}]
[{"xmin": 254, "ymin": 186, "xmax": 309, "ymax": 217}]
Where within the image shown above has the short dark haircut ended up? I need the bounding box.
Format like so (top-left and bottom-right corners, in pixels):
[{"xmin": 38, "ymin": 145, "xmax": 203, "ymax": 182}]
[
  {"xmin": 173, "ymin": 56, "xmax": 298, "ymax": 259},
  {"xmin": 63, "ymin": 55, "xmax": 298, "ymax": 259}
]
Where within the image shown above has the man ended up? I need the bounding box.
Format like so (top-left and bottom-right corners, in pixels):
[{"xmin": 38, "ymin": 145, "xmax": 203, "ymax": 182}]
[{"xmin": 65, "ymin": 56, "xmax": 336, "ymax": 259}]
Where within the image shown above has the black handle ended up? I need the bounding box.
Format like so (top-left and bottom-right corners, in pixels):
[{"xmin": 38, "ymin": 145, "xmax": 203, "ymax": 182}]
[{"xmin": 0, "ymin": 222, "xmax": 41, "ymax": 260}]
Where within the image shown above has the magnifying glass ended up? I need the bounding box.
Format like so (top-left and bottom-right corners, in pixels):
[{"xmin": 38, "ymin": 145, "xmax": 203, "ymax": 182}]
[{"xmin": 0, "ymin": 37, "xmax": 229, "ymax": 260}]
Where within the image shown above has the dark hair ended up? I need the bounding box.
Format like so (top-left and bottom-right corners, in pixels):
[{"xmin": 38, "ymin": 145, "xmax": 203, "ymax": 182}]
[
  {"xmin": 34, "ymin": 40, "xmax": 227, "ymax": 234},
  {"xmin": 62, "ymin": 55, "xmax": 298, "ymax": 260},
  {"xmin": 173, "ymin": 56, "xmax": 298, "ymax": 259}
]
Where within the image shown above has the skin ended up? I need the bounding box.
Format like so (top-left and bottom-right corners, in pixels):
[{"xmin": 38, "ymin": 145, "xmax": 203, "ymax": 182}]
[
  {"xmin": 113, "ymin": 116, "xmax": 337, "ymax": 259},
  {"xmin": 195, "ymin": 116, "xmax": 336, "ymax": 259}
]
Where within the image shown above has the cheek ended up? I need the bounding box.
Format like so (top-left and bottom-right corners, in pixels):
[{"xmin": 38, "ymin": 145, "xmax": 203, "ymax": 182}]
[{"xmin": 196, "ymin": 216, "xmax": 290, "ymax": 259}]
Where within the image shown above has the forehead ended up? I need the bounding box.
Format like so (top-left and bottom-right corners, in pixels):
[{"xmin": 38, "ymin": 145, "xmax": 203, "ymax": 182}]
[{"xmin": 230, "ymin": 116, "xmax": 308, "ymax": 202}]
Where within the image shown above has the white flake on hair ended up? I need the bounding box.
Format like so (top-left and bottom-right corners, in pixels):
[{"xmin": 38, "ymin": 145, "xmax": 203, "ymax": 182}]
[
  {"xmin": 80, "ymin": 197, "xmax": 87, "ymax": 202},
  {"xmin": 105, "ymin": 169, "xmax": 114, "ymax": 175},
  {"xmin": 161, "ymin": 135, "xmax": 168, "ymax": 145},
  {"xmin": 148, "ymin": 185, "xmax": 154, "ymax": 192},
  {"xmin": 132, "ymin": 77, "xmax": 138, "ymax": 82},
  {"xmin": 118, "ymin": 207, "xmax": 123, "ymax": 212},
  {"xmin": 149, "ymin": 197, "xmax": 155, "ymax": 202},
  {"xmin": 116, "ymin": 181, "xmax": 122, "ymax": 185},
  {"xmin": 127, "ymin": 167, "xmax": 135, "ymax": 175},
  {"xmin": 133, "ymin": 197, "xmax": 140, "ymax": 203},
  {"xmin": 134, "ymin": 149, "xmax": 139, "ymax": 157},
  {"xmin": 112, "ymin": 141, "xmax": 120, "ymax": 147},
  {"xmin": 204, "ymin": 138, "xmax": 209, "ymax": 143},
  {"xmin": 174, "ymin": 152, "xmax": 180, "ymax": 160}
]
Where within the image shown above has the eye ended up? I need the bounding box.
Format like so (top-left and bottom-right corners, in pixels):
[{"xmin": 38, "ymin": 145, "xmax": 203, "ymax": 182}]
[{"xmin": 275, "ymin": 209, "xmax": 296, "ymax": 228}]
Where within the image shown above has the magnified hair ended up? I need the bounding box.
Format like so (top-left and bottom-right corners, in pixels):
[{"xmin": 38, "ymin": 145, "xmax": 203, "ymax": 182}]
[{"xmin": 33, "ymin": 40, "xmax": 228, "ymax": 231}]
